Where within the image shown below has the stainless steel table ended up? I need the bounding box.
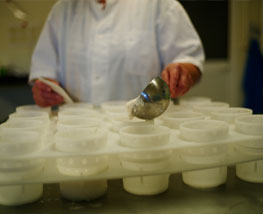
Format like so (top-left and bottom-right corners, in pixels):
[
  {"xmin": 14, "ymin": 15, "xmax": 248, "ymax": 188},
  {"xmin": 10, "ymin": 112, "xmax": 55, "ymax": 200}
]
[{"xmin": 1, "ymin": 167, "xmax": 262, "ymax": 214}]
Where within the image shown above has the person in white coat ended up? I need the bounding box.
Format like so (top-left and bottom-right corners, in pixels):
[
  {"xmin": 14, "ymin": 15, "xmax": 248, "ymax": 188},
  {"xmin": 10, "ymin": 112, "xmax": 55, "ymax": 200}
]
[{"xmin": 29, "ymin": 0, "xmax": 205, "ymax": 107}]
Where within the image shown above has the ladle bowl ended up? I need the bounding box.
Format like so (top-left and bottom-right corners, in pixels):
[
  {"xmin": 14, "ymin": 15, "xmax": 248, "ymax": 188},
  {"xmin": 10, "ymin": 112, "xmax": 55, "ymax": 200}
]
[{"xmin": 131, "ymin": 77, "xmax": 170, "ymax": 120}]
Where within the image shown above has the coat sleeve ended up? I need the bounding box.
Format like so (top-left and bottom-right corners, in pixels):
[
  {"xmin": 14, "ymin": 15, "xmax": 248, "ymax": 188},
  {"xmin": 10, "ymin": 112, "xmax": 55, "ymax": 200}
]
[
  {"xmin": 156, "ymin": 0, "xmax": 205, "ymax": 72},
  {"xmin": 29, "ymin": 1, "xmax": 65, "ymax": 83}
]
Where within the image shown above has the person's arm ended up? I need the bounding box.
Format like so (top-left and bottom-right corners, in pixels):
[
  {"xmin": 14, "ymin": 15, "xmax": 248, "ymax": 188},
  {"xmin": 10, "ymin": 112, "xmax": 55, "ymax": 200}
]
[
  {"xmin": 29, "ymin": 1, "xmax": 65, "ymax": 106},
  {"xmin": 161, "ymin": 62, "xmax": 201, "ymax": 98},
  {"xmin": 156, "ymin": 0, "xmax": 205, "ymax": 98}
]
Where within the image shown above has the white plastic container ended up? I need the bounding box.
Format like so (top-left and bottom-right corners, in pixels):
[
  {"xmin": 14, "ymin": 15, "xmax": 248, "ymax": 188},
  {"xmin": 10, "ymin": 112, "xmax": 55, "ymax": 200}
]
[
  {"xmin": 121, "ymin": 151, "xmax": 171, "ymax": 195},
  {"xmin": 8, "ymin": 112, "xmax": 50, "ymax": 131},
  {"xmin": 179, "ymin": 96, "xmax": 212, "ymax": 108},
  {"xmin": 235, "ymin": 115, "xmax": 263, "ymax": 137},
  {"xmin": 235, "ymin": 139, "xmax": 263, "ymax": 183},
  {"xmin": 165, "ymin": 103, "xmax": 194, "ymax": 113},
  {"xmin": 120, "ymin": 151, "xmax": 171, "ymax": 171},
  {"xmin": 119, "ymin": 125, "xmax": 171, "ymax": 195},
  {"xmin": 56, "ymin": 156, "xmax": 108, "ymax": 177},
  {"xmin": 101, "ymin": 101, "xmax": 128, "ymax": 120},
  {"xmin": 235, "ymin": 159, "xmax": 263, "ymax": 183},
  {"xmin": 101, "ymin": 101, "xmax": 127, "ymax": 112},
  {"xmin": 1, "ymin": 119, "xmax": 48, "ymax": 146},
  {"xmin": 193, "ymin": 101, "xmax": 230, "ymax": 116},
  {"xmin": 1, "ymin": 119, "xmax": 46, "ymax": 132},
  {"xmin": 56, "ymin": 118, "xmax": 101, "ymax": 132},
  {"xmin": 179, "ymin": 120, "xmax": 229, "ymax": 188},
  {"xmin": 58, "ymin": 108, "xmax": 102, "ymax": 120},
  {"xmin": 235, "ymin": 115, "xmax": 263, "ymax": 183},
  {"xmin": 180, "ymin": 120, "xmax": 229, "ymax": 142},
  {"xmin": 0, "ymin": 128, "xmax": 44, "ymax": 206},
  {"xmin": 55, "ymin": 127, "xmax": 107, "ymax": 153},
  {"xmin": 59, "ymin": 102, "xmax": 94, "ymax": 111},
  {"xmin": 55, "ymin": 125, "xmax": 108, "ymax": 201},
  {"xmin": 16, "ymin": 104, "xmax": 51, "ymax": 115},
  {"xmin": 161, "ymin": 112, "xmax": 205, "ymax": 129},
  {"xmin": 57, "ymin": 156, "xmax": 108, "ymax": 201},
  {"xmin": 0, "ymin": 129, "xmax": 42, "ymax": 156},
  {"xmin": 123, "ymin": 174, "xmax": 170, "ymax": 195},
  {"xmin": 104, "ymin": 108, "xmax": 129, "ymax": 120},
  {"xmin": 211, "ymin": 107, "xmax": 253, "ymax": 123},
  {"xmin": 119, "ymin": 125, "xmax": 170, "ymax": 148},
  {"xmin": 182, "ymin": 167, "xmax": 227, "ymax": 189},
  {"xmin": 0, "ymin": 184, "xmax": 43, "ymax": 206},
  {"xmin": 9, "ymin": 111, "xmax": 50, "ymax": 121},
  {"xmin": 0, "ymin": 159, "xmax": 43, "ymax": 206},
  {"xmin": 110, "ymin": 115, "xmax": 153, "ymax": 133}
]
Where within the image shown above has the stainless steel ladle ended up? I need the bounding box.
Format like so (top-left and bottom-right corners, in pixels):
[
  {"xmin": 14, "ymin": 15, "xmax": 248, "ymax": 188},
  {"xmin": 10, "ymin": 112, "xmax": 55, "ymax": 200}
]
[{"xmin": 130, "ymin": 77, "xmax": 170, "ymax": 120}]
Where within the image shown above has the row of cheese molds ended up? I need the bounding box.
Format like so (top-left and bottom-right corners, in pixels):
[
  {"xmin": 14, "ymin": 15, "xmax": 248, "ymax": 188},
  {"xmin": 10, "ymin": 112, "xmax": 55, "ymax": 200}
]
[{"xmin": 0, "ymin": 97, "xmax": 262, "ymax": 206}]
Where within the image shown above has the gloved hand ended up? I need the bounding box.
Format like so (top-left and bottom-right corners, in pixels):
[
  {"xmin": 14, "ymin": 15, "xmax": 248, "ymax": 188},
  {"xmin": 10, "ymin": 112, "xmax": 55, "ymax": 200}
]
[
  {"xmin": 161, "ymin": 63, "xmax": 201, "ymax": 98},
  {"xmin": 32, "ymin": 78, "xmax": 64, "ymax": 107}
]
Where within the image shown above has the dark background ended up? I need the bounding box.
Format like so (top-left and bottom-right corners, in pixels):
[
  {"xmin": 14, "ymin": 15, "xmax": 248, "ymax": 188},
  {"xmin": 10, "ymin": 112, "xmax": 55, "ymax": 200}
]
[{"xmin": 179, "ymin": 0, "xmax": 228, "ymax": 59}]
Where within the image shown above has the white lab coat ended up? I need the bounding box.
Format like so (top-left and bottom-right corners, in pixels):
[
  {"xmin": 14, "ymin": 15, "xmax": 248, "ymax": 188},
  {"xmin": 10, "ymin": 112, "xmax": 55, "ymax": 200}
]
[{"xmin": 29, "ymin": 0, "xmax": 205, "ymax": 104}]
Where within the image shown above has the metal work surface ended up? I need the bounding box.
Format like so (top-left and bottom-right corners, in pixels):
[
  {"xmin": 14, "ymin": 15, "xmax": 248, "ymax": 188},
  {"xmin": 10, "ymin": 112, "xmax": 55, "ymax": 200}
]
[{"xmin": 0, "ymin": 167, "xmax": 262, "ymax": 214}]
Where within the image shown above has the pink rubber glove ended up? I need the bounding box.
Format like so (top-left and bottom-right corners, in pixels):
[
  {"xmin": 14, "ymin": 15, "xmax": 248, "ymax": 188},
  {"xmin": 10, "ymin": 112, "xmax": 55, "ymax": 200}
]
[
  {"xmin": 161, "ymin": 63, "xmax": 201, "ymax": 98},
  {"xmin": 32, "ymin": 78, "xmax": 64, "ymax": 107}
]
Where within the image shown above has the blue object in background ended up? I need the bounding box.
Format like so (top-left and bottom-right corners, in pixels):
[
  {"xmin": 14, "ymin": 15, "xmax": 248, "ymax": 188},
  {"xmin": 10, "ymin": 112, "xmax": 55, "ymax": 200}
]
[{"xmin": 242, "ymin": 38, "xmax": 263, "ymax": 114}]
